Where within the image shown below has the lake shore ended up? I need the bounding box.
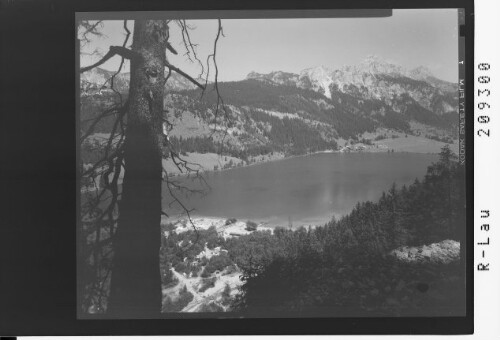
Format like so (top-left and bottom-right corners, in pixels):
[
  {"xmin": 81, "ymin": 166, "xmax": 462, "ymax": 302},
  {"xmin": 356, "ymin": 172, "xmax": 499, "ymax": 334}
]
[
  {"xmin": 163, "ymin": 216, "xmax": 284, "ymax": 238},
  {"xmin": 162, "ymin": 215, "xmax": 333, "ymax": 240},
  {"xmin": 85, "ymin": 131, "xmax": 456, "ymax": 179},
  {"xmin": 162, "ymin": 134, "xmax": 457, "ymax": 177}
]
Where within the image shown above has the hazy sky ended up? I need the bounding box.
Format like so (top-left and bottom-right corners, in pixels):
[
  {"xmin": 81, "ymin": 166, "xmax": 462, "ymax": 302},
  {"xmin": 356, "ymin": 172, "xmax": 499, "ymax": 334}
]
[{"xmin": 80, "ymin": 9, "xmax": 459, "ymax": 82}]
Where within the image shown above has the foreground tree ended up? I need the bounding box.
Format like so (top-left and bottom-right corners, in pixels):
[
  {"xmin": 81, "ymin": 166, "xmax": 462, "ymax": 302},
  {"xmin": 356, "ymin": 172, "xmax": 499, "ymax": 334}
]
[
  {"xmin": 79, "ymin": 19, "xmax": 225, "ymax": 317},
  {"xmin": 105, "ymin": 20, "xmax": 168, "ymax": 317}
]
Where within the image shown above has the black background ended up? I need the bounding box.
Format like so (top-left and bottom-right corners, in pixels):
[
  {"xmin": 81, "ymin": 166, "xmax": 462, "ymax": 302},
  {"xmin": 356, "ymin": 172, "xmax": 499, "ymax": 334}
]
[{"xmin": 0, "ymin": 0, "xmax": 474, "ymax": 336}]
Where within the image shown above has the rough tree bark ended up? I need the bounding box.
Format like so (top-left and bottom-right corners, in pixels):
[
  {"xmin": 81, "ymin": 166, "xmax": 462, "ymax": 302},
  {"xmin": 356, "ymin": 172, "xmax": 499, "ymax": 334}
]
[{"xmin": 107, "ymin": 20, "xmax": 168, "ymax": 317}]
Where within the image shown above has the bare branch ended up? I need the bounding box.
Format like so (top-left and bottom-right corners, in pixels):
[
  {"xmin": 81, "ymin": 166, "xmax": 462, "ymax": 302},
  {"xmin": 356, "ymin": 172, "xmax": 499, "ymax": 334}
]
[
  {"xmin": 165, "ymin": 62, "xmax": 205, "ymax": 90},
  {"xmin": 202, "ymin": 19, "xmax": 232, "ymax": 152},
  {"xmin": 177, "ymin": 20, "xmax": 205, "ymax": 79},
  {"xmin": 166, "ymin": 42, "xmax": 178, "ymax": 55},
  {"xmin": 101, "ymin": 20, "xmax": 133, "ymax": 104},
  {"xmin": 163, "ymin": 175, "xmax": 200, "ymax": 252},
  {"xmin": 78, "ymin": 20, "xmax": 104, "ymax": 46},
  {"xmin": 80, "ymin": 46, "xmax": 137, "ymax": 73},
  {"xmin": 80, "ymin": 102, "xmax": 127, "ymax": 145},
  {"xmin": 163, "ymin": 68, "xmax": 172, "ymax": 86}
]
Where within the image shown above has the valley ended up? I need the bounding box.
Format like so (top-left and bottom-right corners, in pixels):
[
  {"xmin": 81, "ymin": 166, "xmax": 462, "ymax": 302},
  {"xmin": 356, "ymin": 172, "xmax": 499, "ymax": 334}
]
[{"xmin": 81, "ymin": 56, "xmax": 459, "ymax": 176}]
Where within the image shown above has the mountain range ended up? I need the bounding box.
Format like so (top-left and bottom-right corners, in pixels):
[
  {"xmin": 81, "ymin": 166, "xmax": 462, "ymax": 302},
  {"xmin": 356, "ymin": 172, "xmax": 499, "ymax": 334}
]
[
  {"xmin": 80, "ymin": 56, "xmax": 459, "ymax": 162},
  {"xmin": 246, "ymin": 55, "xmax": 457, "ymax": 115}
]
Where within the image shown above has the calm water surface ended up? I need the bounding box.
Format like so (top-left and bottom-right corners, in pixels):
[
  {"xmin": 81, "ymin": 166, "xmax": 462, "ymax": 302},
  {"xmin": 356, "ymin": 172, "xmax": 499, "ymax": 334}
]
[{"xmin": 164, "ymin": 152, "xmax": 438, "ymax": 227}]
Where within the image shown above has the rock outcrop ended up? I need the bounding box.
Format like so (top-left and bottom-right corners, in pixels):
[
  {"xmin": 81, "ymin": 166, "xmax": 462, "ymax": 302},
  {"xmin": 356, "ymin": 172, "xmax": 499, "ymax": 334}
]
[{"xmin": 390, "ymin": 239, "xmax": 460, "ymax": 264}]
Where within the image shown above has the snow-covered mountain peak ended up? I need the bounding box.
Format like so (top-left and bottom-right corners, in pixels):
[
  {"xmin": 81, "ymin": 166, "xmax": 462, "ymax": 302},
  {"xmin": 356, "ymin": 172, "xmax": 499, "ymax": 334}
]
[
  {"xmin": 359, "ymin": 55, "xmax": 405, "ymax": 76},
  {"xmin": 246, "ymin": 70, "xmax": 299, "ymax": 86},
  {"xmin": 299, "ymin": 66, "xmax": 336, "ymax": 97},
  {"xmin": 408, "ymin": 65, "xmax": 434, "ymax": 80},
  {"xmin": 244, "ymin": 56, "xmax": 453, "ymax": 116}
]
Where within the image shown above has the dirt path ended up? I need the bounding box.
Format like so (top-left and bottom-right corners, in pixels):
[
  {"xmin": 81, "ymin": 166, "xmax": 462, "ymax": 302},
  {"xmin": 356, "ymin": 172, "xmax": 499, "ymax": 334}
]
[
  {"xmin": 170, "ymin": 269, "xmax": 207, "ymax": 312},
  {"xmin": 170, "ymin": 268, "xmax": 241, "ymax": 312}
]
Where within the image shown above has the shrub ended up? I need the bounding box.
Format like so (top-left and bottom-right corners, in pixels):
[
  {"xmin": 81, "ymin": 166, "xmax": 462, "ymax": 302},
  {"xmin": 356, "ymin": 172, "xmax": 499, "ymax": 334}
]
[
  {"xmin": 225, "ymin": 264, "xmax": 238, "ymax": 274},
  {"xmin": 161, "ymin": 268, "xmax": 178, "ymax": 288},
  {"xmin": 220, "ymin": 283, "xmax": 233, "ymax": 305},
  {"xmin": 199, "ymin": 277, "xmax": 217, "ymax": 293},
  {"xmin": 201, "ymin": 268, "xmax": 211, "ymax": 278},
  {"xmin": 222, "ymin": 283, "xmax": 231, "ymax": 298},
  {"xmin": 200, "ymin": 256, "xmax": 209, "ymax": 267},
  {"xmin": 202, "ymin": 254, "xmax": 234, "ymax": 277},
  {"xmin": 161, "ymin": 223, "xmax": 177, "ymax": 233},
  {"xmin": 198, "ymin": 301, "xmax": 224, "ymax": 312},
  {"xmin": 225, "ymin": 218, "xmax": 237, "ymax": 225},
  {"xmin": 184, "ymin": 262, "xmax": 202, "ymax": 278},
  {"xmin": 204, "ymin": 226, "xmax": 223, "ymax": 249},
  {"xmin": 169, "ymin": 255, "xmax": 181, "ymax": 267},
  {"xmin": 246, "ymin": 220, "xmax": 258, "ymax": 231},
  {"xmin": 174, "ymin": 261, "xmax": 188, "ymax": 275},
  {"xmin": 360, "ymin": 138, "xmax": 373, "ymax": 145},
  {"xmin": 162, "ymin": 285, "xmax": 194, "ymax": 313}
]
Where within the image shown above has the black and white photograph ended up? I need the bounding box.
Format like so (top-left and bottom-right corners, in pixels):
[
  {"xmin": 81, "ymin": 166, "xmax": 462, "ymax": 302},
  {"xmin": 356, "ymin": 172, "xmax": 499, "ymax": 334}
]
[{"xmin": 77, "ymin": 9, "xmax": 466, "ymax": 319}]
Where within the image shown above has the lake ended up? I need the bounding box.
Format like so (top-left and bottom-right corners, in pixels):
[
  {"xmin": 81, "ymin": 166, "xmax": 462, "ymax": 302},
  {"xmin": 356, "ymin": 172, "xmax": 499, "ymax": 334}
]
[{"xmin": 163, "ymin": 152, "xmax": 438, "ymax": 227}]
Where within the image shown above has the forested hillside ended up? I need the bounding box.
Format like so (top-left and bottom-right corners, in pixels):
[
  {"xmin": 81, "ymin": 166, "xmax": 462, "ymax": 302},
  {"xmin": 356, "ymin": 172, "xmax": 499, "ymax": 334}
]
[{"xmin": 80, "ymin": 57, "xmax": 459, "ymax": 166}]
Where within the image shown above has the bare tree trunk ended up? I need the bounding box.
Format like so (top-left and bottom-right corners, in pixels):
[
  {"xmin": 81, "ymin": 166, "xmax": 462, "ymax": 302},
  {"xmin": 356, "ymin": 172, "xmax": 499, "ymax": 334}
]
[{"xmin": 108, "ymin": 20, "xmax": 168, "ymax": 317}]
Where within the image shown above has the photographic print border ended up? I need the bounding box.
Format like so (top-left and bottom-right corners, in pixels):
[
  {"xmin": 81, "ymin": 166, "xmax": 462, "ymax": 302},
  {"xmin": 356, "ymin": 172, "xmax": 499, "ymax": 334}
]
[{"xmin": 0, "ymin": 0, "xmax": 474, "ymax": 336}]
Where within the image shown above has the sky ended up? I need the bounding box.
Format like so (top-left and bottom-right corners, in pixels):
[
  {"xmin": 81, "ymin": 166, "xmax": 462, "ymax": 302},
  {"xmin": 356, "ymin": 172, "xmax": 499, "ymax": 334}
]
[{"xmin": 79, "ymin": 9, "xmax": 459, "ymax": 83}]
